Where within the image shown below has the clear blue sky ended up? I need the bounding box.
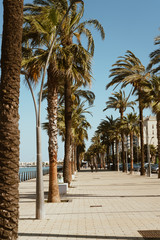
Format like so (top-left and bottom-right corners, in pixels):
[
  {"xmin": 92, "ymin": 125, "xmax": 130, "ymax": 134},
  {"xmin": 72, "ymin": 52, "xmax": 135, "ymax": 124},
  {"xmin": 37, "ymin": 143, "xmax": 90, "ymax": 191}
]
[{"xmin": 0, "ymin": 0, "xmax": 160, "ymax": 162}]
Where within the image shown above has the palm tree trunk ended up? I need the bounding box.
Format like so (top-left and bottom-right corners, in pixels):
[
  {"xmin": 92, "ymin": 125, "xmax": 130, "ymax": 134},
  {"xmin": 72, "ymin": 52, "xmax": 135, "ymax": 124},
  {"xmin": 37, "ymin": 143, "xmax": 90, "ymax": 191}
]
[
  {"xmin": 121, "ymin": 133, "xmax": 126, "ymax": 172},
  {"xmin": 156, "ymin": 112, "xmax": 160, "ymax": 178},
  {"xmin": 47, "ymin": 64, "xmax": 60, "ymax": 202},
  {"xmin": 130, "ymin": 132, "xmax": 134, "ymax": 174},
  {"xmin": 77, "ymin": 145, "xmax": 80, "ymax": 171},
  {"xmin": 112, "ymin": 141, "xmax": 115, "ymax": 170},
  {"xmin": 74, "ymin": 144, "xmax": 77, "ymax": 171},
  {"xmin": 120, "ymin": 112, "xmax": 126, "ymax": 172},
  {"xmin": 71, "ymin": 143, "xmax": 75, "ymax": 174},
  {"xmin": 63, "ymin": 77, "xmax": 72, "ymax": 186},
  {"xmin": 106, "ymin": 144, "xmax": 110, "ymax": 169},
  {"xmin": 139, "ymin": 102, "xmax": 145, "ymax": 175},
  {"xmin": 0, "ymin": 1, "xmax": 23, "ymax": 238},
  {"xmin": 116, "ymin": 139, "xmax": 119, "ymax": 171}
]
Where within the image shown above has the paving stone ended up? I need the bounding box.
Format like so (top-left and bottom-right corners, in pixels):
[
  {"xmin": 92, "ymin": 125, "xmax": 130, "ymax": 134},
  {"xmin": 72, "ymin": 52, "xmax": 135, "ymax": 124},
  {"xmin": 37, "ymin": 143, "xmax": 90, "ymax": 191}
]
[{"xmin": 18, "ymin": 170, "xmax": 160, "ymax": 240}]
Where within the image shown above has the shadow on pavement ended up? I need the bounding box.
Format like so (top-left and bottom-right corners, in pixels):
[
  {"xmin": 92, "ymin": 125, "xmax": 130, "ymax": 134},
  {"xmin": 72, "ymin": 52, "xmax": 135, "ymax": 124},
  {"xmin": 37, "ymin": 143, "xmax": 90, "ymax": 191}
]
[
  {"xmin": 65, "ymin": 193, "xmax": 160, "ymax": 198},
  {"xmin": 19, "ymin": 193, "xmax": 36, "ymax": 199},
  {"xmin": 18, "ymin": 233, "xmax": 142, "ymax": 239}
]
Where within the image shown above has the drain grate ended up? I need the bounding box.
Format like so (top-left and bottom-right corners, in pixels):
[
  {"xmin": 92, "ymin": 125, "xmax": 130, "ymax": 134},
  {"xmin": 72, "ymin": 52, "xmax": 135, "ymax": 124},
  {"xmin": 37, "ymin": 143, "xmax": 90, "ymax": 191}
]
[
  {"xmin": 138, "ymin": 230, "xmax": 160, "ymax": 239},
  {"xmin": 90, "ymin": 205, "xmax": 102, "ymax": 208},
  {"xmin": 61, "ymin": 199, "xmax": 72, "ymax": 203}
]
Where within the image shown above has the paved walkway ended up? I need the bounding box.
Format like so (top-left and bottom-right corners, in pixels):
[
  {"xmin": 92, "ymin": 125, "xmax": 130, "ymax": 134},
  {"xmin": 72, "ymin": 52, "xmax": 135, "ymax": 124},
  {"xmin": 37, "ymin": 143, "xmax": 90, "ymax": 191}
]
[{"xmin": 18, "ymin": 170, "xmax": 160, "ymax": 240}]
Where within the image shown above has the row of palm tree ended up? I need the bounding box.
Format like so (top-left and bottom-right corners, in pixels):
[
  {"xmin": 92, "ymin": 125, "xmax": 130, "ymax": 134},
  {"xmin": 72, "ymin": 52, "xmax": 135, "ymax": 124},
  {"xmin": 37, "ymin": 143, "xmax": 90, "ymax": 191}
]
[
  {"xmin": 1, "ymin": 0, "xmax": 160, "ymax": 238},
  {"xmin": 86, "ymin": 45, "xmax": 160, "ymax": 178},
  {"xmin": 22, "ymin": 0, "xmax": 105, "ymax": 220},
  {"xmin": 0, "ymin": 0, "xmax": 105, "ymax": 238},
  {"xmin": 86, "ymin": 112, "xmax": 139, "ymax": 174}
]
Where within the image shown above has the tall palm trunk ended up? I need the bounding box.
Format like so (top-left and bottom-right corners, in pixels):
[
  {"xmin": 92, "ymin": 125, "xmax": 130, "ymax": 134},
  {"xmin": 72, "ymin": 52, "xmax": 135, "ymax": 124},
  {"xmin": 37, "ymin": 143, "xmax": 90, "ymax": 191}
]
[
  {"xmin": 139, "ymin": 100, "xmax": 145, "ymax": 175},
  {"xmin": 130, "ymin": 132, "xmax": 134, "ymax": 174},
  {"xmin": 71, "ymin": 143, "xmax": 75, "ymax": 174},
  {"xmin": 77, "ymin": 145, "xmax": 80, "ymax": 171},
  {"xmin": 116, "ymin": 139, "xmax": 119, "ymax": 171},
  {"xmin": 106, "ymin": 144, "xmax": 110, "ymax": 168},
  {"xmin": 120, "ymin": 111, "xmax": 126, "ymax": 172},
  {"xmin": 47, "ymin": 64, "xmax": 60, "ymax": 202},
  {"xmin": 156, "ymin": 112, "xmax": 160, "ymax": 178},
  {"xmin": 74, "ymin": 144, "xmax": 77, "ymax": 171},
  {"xmin": 121, "ymin": 133, "xmax": 126, "ymax": 172},
  {"xmin": 111, "ymin": 141, "xmax": 115, "ymax": 170},
  {"xmin": 63, "ymin": 77, "xmax": 72, "ymax": 186},
  {"xmin": 0, "ymin": 1, "xmax": 23, "ymax": 239}
]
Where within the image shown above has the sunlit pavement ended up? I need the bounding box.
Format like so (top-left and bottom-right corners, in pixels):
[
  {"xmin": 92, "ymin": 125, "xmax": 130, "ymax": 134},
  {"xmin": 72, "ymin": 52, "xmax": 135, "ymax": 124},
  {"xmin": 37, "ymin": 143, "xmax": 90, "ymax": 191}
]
[{"xmin": 18, "ymin": 169, "xmax": 160, "ymax": 240}]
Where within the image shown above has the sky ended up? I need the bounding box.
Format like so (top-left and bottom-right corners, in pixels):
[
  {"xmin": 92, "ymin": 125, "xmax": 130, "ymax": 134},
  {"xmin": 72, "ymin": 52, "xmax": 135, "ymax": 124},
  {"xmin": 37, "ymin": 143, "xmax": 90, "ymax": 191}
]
[{"xmin": 0, "ymin": 0, "xmax": 160, "ymax": 162}]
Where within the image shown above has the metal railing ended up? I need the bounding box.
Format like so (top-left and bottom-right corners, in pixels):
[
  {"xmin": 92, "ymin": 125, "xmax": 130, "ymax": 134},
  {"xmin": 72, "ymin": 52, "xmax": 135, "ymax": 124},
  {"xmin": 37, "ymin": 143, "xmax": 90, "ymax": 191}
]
[{"xmin": 19, "ymin": 167, "xmax": 49, "ymax": 183}]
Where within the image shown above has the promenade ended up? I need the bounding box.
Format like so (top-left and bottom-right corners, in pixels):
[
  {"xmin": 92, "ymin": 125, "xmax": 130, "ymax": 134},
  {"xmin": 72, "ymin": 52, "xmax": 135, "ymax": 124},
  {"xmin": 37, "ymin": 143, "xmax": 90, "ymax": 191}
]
[{"xmin": 18, "ymin": 170, "xmax": 160, "ymax": 240}]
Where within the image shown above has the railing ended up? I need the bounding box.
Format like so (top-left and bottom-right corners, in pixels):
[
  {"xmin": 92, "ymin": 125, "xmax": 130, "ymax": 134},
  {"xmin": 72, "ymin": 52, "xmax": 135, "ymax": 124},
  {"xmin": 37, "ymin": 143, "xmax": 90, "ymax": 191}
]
[
  {"xmin": 19, "ymin": 165, "xmax": 63, "ymax": 183},
  {"xmin": 19, "ymin": 167, "xmax": 49, "ymax": 183}
]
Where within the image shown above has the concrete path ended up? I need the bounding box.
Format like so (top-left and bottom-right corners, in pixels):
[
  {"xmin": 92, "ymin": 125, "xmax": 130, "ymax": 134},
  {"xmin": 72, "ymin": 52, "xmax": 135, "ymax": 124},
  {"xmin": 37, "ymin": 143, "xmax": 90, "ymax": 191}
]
[{"xmin": 18, "ymin": 170, "xmax": 160, "ymax": 240}]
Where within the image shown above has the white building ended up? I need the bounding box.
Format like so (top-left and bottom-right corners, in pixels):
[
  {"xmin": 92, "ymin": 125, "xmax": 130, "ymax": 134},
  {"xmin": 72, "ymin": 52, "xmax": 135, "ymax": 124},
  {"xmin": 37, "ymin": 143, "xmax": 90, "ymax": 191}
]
[{"xmin": 143, "ymin": 116, "xmax": 157, "ymax": 147}]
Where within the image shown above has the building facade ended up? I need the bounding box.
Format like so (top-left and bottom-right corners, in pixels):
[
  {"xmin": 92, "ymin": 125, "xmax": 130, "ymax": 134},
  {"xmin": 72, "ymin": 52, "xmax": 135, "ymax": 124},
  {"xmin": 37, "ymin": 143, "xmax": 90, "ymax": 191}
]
[{"xmin": 143, "ymin": 116, "xmax": 157, "ymax": 147}]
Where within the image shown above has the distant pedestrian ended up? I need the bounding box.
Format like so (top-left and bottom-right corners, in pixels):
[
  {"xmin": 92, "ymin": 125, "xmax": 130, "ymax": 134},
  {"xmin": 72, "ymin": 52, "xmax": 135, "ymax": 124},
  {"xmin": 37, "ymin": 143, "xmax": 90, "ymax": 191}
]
[
  {"xmin": 94, "ymin": 163, "xmax": 98, "ymax": 172},
  {"xmin": 91, "ymin": 164, "xmax": 94, "ymax": 172}
]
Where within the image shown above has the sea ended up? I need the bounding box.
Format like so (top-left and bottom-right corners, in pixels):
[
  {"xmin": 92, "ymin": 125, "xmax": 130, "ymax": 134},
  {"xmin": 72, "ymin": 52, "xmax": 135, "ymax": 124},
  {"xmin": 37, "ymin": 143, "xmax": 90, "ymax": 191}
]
[{"xmin": 19, "ymin": 166, "xmax": 49, "ymax": 173}]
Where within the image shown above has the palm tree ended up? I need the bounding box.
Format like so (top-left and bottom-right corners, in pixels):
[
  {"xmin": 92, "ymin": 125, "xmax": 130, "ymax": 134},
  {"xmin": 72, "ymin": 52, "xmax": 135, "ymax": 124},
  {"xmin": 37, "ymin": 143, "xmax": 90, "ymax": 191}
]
[
  {"xmin": 0, "ymin": 1, "xmax": 23, "ymax": 238},
  {"xmin": 97, "ymin": 119, "xmax": 112, "ymax": 169},
  {"xmin": 142, "ymin": 75, "xmax": 160, "ymax": 178},
  {"xmin": 103, "ymin": 90, "xmax": 135, "ymax": 172},
  {"xmin": 147, "ymin": 34, "xmax": 160, "ymax": 178},
  {"xmin": 22, "ymin": 0, "xmax": 63, "ymax": 208},
  {"xmin": 97, "ymin": 116, "xmax": 118, "ymax": 170},
  {"xmin": 123, "ymin": 113, "xmax": 139, "ymax": 174},
  {"xmin": 72, "ymin": 101, "xmax": 92, "ymax": 171},
  {"xmin": 113, "ymin": 119, "xmax": 122, "ymax": 171},
  {"xmin": 60, "ymin": 5, "xmax": 105, "ymax": 185},
  {"xmin": 57, "ymin": 99, "xmax": 92, "ymax": 173},
  {"xmin": 147, "ymin": 34, "xmax": 160, "ymax": 74},
  {"xmin": 23, "ymin": 0, "xmax": 86, "ymax": 203},
  {"xmin": 106, "ymin": 50, "xmax": 150, "ymax": 175}
]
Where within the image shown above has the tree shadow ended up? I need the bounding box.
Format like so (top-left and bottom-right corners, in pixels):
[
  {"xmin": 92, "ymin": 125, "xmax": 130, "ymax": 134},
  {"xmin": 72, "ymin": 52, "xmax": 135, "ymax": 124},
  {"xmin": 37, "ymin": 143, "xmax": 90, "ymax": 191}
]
[
  {"xmin": 19, "ymin": 217, "xmax": 35, "ymax": 220},
  {"xmin": 65, "ymin": 193, "xmax": 160, "ymax": 198},
  {"xmin": 19, "ymin": 193, "xmax": 36, "ymax": 199},
  {"xmin": 18, "ymin": 232, "xmax": 143, "ymax": 239}
]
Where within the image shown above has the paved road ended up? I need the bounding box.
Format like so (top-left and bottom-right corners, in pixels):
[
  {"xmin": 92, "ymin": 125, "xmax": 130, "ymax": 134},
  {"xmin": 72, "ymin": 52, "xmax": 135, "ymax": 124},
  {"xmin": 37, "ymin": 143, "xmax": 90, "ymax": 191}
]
[{"xmin": 18, "ymin": 170, "xmax": 160, "ymax": 240}]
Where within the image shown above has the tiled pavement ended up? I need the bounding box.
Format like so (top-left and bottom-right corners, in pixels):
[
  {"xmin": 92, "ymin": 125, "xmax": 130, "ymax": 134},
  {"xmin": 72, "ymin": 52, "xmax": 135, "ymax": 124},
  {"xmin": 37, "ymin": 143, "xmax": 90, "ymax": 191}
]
[{"xmin": 18, "ymin": 170, "xmax": 160, "ymax": 240}]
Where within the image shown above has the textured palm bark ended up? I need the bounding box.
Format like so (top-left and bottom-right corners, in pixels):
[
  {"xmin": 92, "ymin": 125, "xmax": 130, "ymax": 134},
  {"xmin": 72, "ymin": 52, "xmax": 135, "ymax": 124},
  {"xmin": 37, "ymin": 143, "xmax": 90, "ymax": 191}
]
[
  {"xmin": 111, "ymin": 142, "xmax": 115, "ymax": 170},
  {"xmin": 116, "ymin": 139, "xmax": 119, "ymax": 171},
  {"xmin": 120, "ymin": 111, "xmax": 126, "ymax": 172},
  {"xmin": 63, "ymin": 77, "xmax": 72, "ymax": 186},
  {"xmin": 71, "ymin": 144, "xmax": 75, "ymax": 174},
  {"xmin": 139, "ymin": 103, "xmax": 145, "ymax": 175},
  {"xmin": 130, "ymin": 132, "xmax": 134, "ymax": 174},
  {"xmin": 121, "ymin": 132, "xmax": 126, "ymax": 172},
  {"xmin": 74, "ymin": 144, "xmax": 77, "ymax": 171},
  {"xmin": 0, "ymin": 1, "xmax": 23, "ymax": 239},
  {"xmin": 156, "ymin": 113, "xmax": 160, "ymax": 178},
  {"xmin": 106, "ymin": 144, "xmax": 110, "ymax": 168},
  {"xmin": 47, "ymin": 65, "xmax": 60, "ymax": 202}
]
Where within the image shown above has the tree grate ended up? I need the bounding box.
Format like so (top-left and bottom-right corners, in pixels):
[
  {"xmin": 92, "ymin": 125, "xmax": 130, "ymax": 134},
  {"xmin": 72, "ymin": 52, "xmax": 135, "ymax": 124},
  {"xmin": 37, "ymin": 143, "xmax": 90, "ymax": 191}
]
[{"xmin": 90, "ymin": 205, "xmax": 102, "ymax": 208}]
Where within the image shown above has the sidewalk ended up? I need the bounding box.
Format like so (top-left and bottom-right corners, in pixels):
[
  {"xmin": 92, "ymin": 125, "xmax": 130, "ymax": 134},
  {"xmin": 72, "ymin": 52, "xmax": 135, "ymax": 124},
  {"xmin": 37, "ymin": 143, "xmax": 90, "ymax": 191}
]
[{"xmin": 18, "ymin": 170, "xmax": 160, "ymax": 240}]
